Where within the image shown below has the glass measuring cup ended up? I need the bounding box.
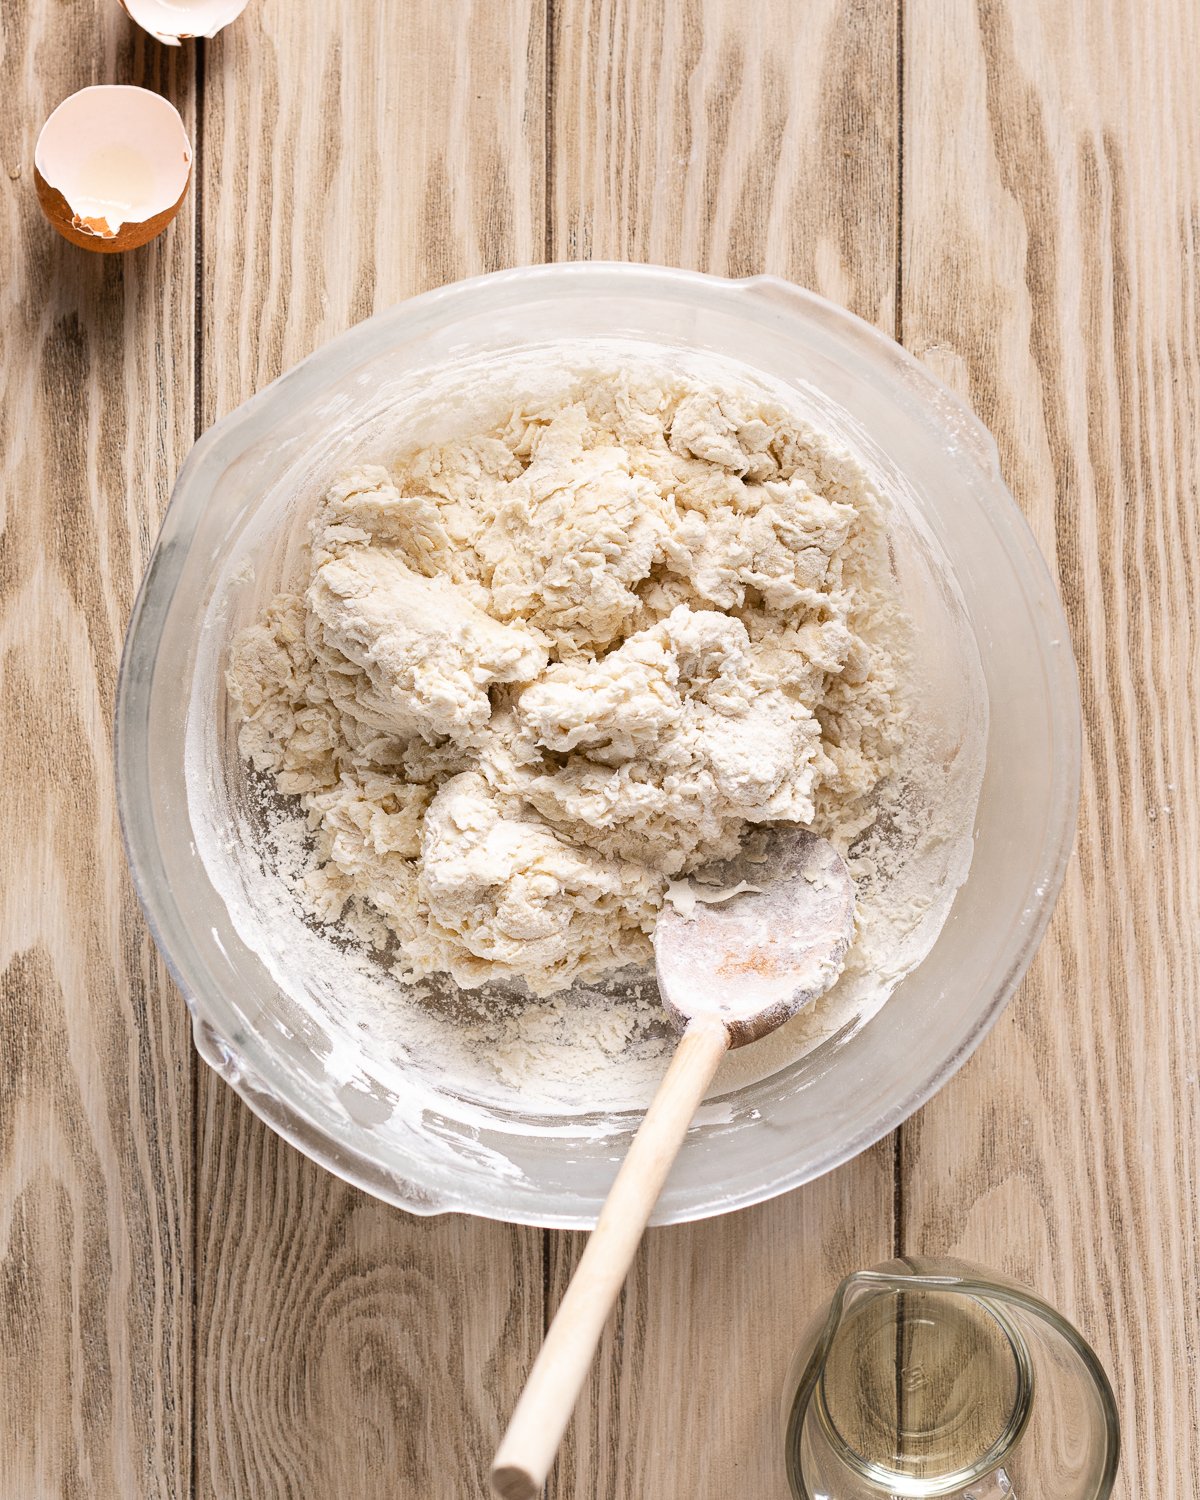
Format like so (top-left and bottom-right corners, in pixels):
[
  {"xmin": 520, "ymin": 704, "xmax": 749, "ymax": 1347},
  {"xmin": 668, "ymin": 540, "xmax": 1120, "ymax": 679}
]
[{"xmin": 782, "ymin": 1257, "xmax": 1119, "ymax": 1500}]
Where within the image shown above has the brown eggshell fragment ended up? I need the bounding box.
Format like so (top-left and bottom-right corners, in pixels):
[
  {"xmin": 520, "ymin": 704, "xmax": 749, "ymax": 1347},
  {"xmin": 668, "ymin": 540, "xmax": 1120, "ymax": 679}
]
[
  {"xmin": 118, "ymin": 0, "xmax": 249, "ymax": 46},
  {"xmin": 34, "ymin": 86, "xmax": 192, "ymax": 253}
]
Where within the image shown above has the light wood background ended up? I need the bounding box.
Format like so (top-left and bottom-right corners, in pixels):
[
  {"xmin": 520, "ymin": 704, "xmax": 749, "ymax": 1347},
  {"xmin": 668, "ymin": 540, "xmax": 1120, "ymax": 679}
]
[{"xmin": 1, "ymin": 0, "xmax": 1196, "ymax": 1495}]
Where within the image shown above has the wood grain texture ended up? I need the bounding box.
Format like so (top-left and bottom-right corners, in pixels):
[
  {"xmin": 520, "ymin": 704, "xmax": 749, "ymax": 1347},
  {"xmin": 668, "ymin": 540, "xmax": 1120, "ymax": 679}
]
[
  {"xmin": 0, "ymin": 5, "xmax": 196, "ymax": 1497},
  {"xmin": 900, "ymin": 0, "xmax": 1200, "ymax": 1489},
  {"xmin": 201, "ymin": 0, "xmax": 547, "ymax": 426},
  {"xmin": 545, "ymin": 4, "xmax": 899, "ymax": 1497},
  {"xmin": 8, "ymin": 0, "xmax": 1199, "ymax": 1495},
  {"xmin": 193, "ymin": 4, "xmax": 547, "ymax": 1497},
  {"xmin": 552, "ymin": 0, "xmax": 899, "ymax": 314}
]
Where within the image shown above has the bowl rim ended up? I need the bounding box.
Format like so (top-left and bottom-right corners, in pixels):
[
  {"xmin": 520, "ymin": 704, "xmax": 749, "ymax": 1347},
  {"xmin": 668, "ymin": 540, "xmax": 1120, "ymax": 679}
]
[{"xmin": 115, "ymin": 261, "xmax": 1082, "ymax": 1227}]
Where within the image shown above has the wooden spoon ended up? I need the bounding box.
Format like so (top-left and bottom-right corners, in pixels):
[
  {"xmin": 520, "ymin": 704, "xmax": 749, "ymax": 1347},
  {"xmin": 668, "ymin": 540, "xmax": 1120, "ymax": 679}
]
[{"xmin": 490, "ymin": 829, "xmax": 856, "ymax": 1500}]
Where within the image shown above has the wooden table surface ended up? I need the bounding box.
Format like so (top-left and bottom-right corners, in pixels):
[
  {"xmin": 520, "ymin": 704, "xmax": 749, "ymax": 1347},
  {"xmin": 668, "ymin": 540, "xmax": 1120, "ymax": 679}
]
[{"xmin": 3, "ymin": 1, "xmax": 1197, "ymax": 1495}]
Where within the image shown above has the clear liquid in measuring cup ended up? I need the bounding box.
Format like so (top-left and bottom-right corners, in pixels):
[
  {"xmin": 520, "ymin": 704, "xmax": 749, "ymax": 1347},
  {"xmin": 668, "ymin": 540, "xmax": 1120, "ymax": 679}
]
[{"xmin": 811, "ymin": 1285, "xmax": 1033, "ymax": 1497}]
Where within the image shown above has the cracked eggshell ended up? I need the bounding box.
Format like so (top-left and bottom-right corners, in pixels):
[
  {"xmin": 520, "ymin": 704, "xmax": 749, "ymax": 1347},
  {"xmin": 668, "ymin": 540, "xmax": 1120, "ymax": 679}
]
[
  {"xmin": 118, "ymin": 0, "xmax": 249, "ymax": 45},
  {"xmin": 34, "ymin": 86, "xmax": 192, "ymax": 253}
]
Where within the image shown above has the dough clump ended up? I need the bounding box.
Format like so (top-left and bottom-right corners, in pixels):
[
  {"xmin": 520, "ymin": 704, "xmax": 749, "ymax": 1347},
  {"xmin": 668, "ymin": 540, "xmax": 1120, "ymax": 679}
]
[{"xmin": 227, "ymin": 370, "xmax": 906, "ymax": 996}]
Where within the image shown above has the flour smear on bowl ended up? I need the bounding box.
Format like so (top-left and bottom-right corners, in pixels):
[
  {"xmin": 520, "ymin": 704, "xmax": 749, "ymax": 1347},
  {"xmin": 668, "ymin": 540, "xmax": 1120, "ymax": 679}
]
[{"xmin": 207, "ymin": 350, "xmax": 983, "ymax": 1118}]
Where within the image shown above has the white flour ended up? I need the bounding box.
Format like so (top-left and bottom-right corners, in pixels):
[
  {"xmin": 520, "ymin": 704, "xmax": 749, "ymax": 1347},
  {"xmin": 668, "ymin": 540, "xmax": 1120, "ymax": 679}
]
[{"xmin": 214, "ymin": 360, "xmax": 980, "ymax": 1113}]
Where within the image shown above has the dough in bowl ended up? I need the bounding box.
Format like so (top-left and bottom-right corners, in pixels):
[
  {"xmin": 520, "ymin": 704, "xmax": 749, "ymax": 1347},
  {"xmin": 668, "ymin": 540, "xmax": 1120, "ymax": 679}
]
[{"xmin": 227, "ymin": 369, "xmax": 906, "ymax": 998}]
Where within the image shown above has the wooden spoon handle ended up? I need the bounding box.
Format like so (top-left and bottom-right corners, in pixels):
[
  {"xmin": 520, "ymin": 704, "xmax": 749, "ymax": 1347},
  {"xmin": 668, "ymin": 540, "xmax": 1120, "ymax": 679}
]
[{"xmin": 490, "ymin": 1018, "xmax": 730, "ymax": 1500}]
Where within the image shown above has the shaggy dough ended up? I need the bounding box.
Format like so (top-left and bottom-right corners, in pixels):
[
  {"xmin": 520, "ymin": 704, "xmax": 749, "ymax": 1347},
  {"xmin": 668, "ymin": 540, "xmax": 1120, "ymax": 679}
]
[{"xmin": 227, "ymin": 370, "xmax": 906, "ymax": 996}]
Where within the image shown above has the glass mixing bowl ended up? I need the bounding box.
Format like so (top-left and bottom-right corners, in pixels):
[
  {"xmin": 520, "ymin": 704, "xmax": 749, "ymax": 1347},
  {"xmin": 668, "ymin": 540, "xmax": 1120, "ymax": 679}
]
[{"xmin": 115, "ymin": 264, "xmax": 1080, "ymax": 1227}]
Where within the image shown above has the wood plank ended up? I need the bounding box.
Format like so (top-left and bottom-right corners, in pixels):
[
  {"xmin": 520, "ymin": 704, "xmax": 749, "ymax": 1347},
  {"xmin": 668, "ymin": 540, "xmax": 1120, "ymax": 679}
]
[
  {"xmin": 546, "ymin": 4, "xmax": 900, "ymax": 1496},
  {"xmin": 193, "ymin": 3, "xmax": 547, "ymax": 1496},
  {"xmin": 201, "ymin": 0, "xmax": 546, "ymax": 427},
  {"xmin": 0, "ymin": 7, "xmax": 196, "ymax": 1497},
  {"xmin": 552, "ymin": 0, "xmax": 898, "ymax": 313},
  {"xmin": 900, "ymin": 0, "xmax": 1200, "ymax": 1489}
]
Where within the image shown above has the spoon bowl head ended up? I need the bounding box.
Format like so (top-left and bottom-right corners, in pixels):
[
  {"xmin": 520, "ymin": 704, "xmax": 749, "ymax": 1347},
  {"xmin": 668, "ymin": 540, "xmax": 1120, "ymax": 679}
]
[{"xmin": 654, "ymin": 829, "xmax": 856, "ymax": 1048}]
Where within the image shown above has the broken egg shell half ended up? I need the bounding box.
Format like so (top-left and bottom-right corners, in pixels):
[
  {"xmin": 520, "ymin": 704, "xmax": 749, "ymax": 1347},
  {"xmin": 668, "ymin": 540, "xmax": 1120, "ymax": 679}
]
[
  {"xmin": 118, "ymin": 0, "xmax": 249, "ymax": 46},
  {"xmin": 34, "ymin": 86, "xmax": 192, "ymax": 253}
]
